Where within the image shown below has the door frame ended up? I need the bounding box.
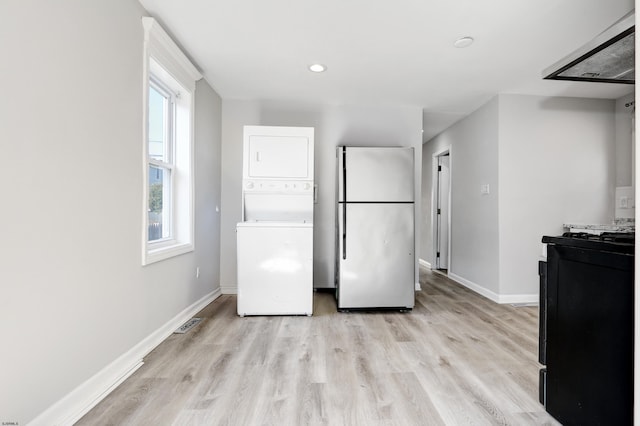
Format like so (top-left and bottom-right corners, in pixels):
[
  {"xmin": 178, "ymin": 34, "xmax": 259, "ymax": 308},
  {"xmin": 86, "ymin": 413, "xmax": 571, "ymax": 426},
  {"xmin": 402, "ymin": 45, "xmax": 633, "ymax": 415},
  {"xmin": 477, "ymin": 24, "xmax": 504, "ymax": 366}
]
[{"xmin": 431, "ymin": 146, "xmax": 452, "ymax": 271}]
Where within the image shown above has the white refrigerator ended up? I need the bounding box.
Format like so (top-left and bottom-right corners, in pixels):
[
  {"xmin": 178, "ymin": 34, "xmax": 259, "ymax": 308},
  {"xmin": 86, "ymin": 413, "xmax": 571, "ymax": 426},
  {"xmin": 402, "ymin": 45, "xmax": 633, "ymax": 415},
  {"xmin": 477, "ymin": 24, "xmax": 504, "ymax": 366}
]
[{"xmin": 336, "ymin": 147, "xmax": 415, "ymax": 310}]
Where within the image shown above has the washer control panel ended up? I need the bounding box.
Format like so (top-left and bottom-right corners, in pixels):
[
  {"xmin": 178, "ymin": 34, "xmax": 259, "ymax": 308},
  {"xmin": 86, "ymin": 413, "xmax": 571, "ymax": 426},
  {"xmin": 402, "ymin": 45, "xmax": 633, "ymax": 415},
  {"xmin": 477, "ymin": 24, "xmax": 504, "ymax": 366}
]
[{"xmin": 244, "ymin": 180, "xmax": 313, "ymax": 193}]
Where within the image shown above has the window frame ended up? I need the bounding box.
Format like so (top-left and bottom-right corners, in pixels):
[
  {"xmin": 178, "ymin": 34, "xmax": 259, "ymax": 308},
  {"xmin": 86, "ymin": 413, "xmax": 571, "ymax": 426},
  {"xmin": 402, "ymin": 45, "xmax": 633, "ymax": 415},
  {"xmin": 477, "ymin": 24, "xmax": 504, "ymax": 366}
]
[{"xmin": 142, "ymin": 17, "xmax": 201, "ymax": 265}]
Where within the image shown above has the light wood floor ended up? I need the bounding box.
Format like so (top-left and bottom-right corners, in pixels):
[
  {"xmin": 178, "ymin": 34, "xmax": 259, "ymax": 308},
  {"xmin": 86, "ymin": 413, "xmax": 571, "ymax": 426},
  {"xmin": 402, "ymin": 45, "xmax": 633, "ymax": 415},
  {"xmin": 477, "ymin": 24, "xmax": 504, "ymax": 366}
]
[{"xmin": 77, "ymin": 268, "xmax": 560, "ymax": 425}]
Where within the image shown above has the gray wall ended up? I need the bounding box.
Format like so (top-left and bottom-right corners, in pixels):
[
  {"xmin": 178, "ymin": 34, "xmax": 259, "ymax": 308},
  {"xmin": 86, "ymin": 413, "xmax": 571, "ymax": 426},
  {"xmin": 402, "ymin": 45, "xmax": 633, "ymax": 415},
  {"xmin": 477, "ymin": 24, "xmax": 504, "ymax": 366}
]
[
  {"xmin": 498, "ymin": 94, "xmax": 615, "ymax": 297},
  {"xmin": 0, "ymin": 1, "xmax": 222, "ymax": 423},
  {"xmin": 421, "ymin": 98, "xmax": 500, "ymax": 294},
  {"xmin": 421, "ymin": 94, "xmax": 617, "ymax": 301},
  {"xmin": 220, "ymin": 100, "xmax": 423, "ymax": 291}
]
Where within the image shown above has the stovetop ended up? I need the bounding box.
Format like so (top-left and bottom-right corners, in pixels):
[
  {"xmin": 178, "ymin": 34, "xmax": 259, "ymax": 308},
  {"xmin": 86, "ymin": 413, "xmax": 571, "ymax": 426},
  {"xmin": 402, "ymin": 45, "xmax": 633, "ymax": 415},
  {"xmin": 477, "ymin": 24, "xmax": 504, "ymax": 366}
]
[
  {"xmin": 542, "ymin": 232, "xmax": 635, "ymax": 255},
  {"xmin": 562, "ymin": 232, "xmax": 635, "ymax": 243}
]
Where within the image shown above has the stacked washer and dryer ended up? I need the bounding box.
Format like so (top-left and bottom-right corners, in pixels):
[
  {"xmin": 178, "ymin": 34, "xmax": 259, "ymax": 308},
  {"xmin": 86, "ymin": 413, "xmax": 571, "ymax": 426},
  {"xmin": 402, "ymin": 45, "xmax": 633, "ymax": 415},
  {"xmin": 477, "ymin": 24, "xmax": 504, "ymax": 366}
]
[{"xmin": 236, "ymin": 126, "xmax": 314, "ymax": 316}]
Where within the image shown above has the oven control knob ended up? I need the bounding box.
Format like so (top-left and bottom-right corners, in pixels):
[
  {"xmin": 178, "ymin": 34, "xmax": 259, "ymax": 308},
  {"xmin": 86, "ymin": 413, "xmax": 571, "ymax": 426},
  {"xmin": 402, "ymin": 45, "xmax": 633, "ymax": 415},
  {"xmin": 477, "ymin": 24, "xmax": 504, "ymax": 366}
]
[
  {"xmin": 246, "ymin": 182, "xmax": 254, "ymax": 189},
  {"xmin": 304, "ymin": 183, "xmax": 311, "ymax": 190}
]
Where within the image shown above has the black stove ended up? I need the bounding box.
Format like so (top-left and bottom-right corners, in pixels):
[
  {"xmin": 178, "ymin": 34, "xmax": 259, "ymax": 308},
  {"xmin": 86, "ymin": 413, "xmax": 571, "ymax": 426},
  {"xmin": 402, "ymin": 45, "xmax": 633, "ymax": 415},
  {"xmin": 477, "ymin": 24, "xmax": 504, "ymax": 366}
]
[{"xmin": 539, "ymin": 230, "xmax": 634, "ymax": 425}]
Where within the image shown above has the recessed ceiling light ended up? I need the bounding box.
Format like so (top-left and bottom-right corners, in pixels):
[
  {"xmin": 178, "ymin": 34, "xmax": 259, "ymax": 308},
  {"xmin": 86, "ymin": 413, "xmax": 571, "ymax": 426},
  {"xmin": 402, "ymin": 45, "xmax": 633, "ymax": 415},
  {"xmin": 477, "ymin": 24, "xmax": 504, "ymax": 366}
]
[
  {"xmin": 454, "ymin": 37, "xmax": 474, "ymax": 48},
  {"xmin": 309, "ymin": 63, "xmax": 327, "ymax": 73}
]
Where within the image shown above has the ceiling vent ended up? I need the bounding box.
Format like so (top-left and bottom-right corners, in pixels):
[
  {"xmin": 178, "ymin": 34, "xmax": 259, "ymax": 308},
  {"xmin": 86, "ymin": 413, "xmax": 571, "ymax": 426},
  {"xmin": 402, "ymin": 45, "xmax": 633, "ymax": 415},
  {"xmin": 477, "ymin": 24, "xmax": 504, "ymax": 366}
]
[{"xmin": 543, "ymin": 11, "xmax": 635, "ymax": 84}]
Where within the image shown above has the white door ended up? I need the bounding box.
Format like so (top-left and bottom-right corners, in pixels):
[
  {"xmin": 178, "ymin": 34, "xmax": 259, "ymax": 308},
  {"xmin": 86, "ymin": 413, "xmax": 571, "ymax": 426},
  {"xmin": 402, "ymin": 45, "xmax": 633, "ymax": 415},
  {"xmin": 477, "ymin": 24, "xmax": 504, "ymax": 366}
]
[{"xmin": 436, "ymin": 155, "xmax": 450, "ymax": 270}]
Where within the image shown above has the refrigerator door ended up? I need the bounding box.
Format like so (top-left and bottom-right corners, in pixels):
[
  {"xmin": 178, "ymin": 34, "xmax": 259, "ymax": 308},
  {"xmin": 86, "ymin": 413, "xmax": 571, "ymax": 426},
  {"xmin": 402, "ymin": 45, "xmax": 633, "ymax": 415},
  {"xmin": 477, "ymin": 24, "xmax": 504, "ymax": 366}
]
[
  {"xmin": 337, "ymin": 202, "xmax": 414, "ymax": 309},
  {"xmin": 338, "ymin": 147, "xmax": 414, "ymax": 202}
]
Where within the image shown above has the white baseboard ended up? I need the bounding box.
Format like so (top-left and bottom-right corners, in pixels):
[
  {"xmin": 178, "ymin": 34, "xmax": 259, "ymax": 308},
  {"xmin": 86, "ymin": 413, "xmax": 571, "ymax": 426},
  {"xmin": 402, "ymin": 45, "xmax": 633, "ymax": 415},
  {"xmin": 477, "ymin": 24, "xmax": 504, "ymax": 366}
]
[
  {"xmin": 415, "ymin": 281, "xmax": 421, "ymax": 291},
  {"xmin": 418, "ymin": 258, "xmax": 432, "ymax": 269},
  {"xmin": 447, "ymin": 272, "xmax": 537, "ymax": 305},
  {"xmin": 30, "ymin": 288, "xmax": 222, "ymax": 426},
  {"xmin": 497, "ymin": 293, "xmax": 539, "ymax": 305},
  {"xmin": 221, "ymin": 285, "xmax": 237, "ymax": 294},
  {"xmin": 448, "ymin": 272, "xmax": 500, "ymax": 302}
]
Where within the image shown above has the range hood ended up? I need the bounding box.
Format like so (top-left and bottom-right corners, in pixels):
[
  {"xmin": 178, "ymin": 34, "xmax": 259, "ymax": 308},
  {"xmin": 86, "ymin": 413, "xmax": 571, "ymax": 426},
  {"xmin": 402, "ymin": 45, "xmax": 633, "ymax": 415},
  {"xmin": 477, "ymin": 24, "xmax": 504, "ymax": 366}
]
[{"xmin": 543, "ymin": 11, "xmax": 635, "ymax": 84}]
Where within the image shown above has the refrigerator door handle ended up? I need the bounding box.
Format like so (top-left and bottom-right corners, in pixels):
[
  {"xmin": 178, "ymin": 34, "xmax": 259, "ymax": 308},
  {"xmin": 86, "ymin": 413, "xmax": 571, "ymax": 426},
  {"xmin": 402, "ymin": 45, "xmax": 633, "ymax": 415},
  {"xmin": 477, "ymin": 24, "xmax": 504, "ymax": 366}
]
[
  {"xmin": 342, "ymin": 147, "xmax": 347, "ymax": 259},
  {"xmin": 342, "ymin": 203, "xmax": 347, "ymax": 259}
]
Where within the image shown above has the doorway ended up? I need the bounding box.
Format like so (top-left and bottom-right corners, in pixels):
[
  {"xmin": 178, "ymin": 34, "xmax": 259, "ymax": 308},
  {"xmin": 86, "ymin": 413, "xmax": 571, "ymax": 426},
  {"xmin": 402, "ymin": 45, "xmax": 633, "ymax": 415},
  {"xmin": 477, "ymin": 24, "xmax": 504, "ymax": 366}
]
[{"xmin": 432, "ymin": 149, "xmax": 451, "ymax": 273}]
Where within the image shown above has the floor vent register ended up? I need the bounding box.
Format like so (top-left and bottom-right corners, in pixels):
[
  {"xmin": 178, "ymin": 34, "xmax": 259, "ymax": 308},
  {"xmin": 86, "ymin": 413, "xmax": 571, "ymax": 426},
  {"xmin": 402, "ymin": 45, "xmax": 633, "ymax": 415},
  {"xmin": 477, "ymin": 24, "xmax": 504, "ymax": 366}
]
[{"xmin": 174, "ymin": 318, "xmax": 202, "ymax": 334}]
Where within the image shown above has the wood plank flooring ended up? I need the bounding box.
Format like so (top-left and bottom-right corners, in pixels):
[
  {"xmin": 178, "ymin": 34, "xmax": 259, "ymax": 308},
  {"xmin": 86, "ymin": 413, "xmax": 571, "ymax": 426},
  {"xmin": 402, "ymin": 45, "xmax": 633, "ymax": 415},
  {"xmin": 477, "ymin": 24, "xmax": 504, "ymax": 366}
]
[{"xmin": 76, "ymin": 269, "xmax": 559, "ymax": 425}]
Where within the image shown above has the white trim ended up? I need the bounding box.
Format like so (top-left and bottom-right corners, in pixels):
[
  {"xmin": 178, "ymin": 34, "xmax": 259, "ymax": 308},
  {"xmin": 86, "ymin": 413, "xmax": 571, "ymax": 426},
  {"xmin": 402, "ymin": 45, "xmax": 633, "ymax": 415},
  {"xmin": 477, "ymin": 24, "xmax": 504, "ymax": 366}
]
[
  {"xmin": 142, "ymin": 18, "xmax": 199, "ymax": 266},
  {"xmin": 447, "ymin": 272, "xmax": 537, "ymax": 305},
  {"xmin": 498, "ymin": 293, "xmax": 539, "ymax": 305},
  {"xmin": 221, "ymin": 285, "xmax": 238, "ymax": 295},
  {"xmin": 30, "ymin": 288, "xmax": 221, "ymax": 426},
  {"xmin": 419, "ymin": 258, "xmax": 432, "ymax": 269},
  {"xmin": 142, "ymin": 17, "xmax": 202, "ymax": 87},
  {"xmin": 448, "ymin": 272, "xmax": 500, "ymax": 302},
  {"xmin": 431, "ymin": 146, "xmax": 452, "ymax": 270},
  {"xmin": 145, "ymin": 241, "xmax": 194, "ymax": 265}
]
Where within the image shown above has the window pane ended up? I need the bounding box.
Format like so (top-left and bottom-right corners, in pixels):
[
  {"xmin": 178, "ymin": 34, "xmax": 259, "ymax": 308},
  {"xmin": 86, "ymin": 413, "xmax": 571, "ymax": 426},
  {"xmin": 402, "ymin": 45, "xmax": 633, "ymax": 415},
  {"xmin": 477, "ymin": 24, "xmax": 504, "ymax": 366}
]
[
  {"xmin": 148, "ymin": 85, "xmax": 167, "ymax": 161},
  {"xmin": 148, "ymin": 165, "xmax": 170, "ymax": 241}
]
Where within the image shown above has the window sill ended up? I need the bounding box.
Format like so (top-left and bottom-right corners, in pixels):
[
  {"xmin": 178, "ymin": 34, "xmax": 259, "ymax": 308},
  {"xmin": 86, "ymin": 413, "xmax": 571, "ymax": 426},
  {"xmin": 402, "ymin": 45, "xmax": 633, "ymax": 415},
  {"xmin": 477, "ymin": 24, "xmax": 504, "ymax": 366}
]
[{"xmin": 143, "ymin": 241, "xmax": 194, "ymax": 265}]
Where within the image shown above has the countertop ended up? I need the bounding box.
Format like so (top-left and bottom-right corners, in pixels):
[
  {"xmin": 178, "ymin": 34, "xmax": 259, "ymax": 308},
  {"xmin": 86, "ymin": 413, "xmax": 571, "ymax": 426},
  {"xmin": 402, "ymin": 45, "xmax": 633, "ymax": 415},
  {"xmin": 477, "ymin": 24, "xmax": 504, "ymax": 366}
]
[{"xmin": 563, "ymin": 223, "xmax": 635, "ymax": 233}]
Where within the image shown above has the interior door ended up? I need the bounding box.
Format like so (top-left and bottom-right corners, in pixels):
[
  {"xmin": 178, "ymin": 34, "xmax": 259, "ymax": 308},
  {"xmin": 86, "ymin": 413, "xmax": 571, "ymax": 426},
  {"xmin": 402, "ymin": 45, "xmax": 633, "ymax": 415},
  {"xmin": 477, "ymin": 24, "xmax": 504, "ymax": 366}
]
[{"xmin": 436, "ymin": 154, "xmax": 450, "ymax": 270}]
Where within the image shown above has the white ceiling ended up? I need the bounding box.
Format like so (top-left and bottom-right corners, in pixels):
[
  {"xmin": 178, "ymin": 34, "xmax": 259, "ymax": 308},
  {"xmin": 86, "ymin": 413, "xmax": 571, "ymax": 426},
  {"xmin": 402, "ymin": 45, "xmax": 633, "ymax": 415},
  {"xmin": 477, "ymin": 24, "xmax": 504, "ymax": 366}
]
[{"xmin": 138, "ymin": 0, "xmax": 635, "ymax": 141}]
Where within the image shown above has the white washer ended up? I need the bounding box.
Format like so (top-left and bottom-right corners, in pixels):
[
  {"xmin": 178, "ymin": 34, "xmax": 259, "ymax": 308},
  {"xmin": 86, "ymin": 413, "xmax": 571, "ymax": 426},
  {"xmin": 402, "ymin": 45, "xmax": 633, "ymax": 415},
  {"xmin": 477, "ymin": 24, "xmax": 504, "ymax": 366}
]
[{"xmin": 237, "ymin": 222, "xmax": 313, "ymax": 316}]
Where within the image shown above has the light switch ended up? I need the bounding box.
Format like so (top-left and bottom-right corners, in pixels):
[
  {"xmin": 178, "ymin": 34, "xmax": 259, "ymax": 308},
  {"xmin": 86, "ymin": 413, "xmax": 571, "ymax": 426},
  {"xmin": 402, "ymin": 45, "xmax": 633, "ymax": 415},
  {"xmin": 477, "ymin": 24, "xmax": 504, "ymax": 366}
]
[
  {"xmin": 620, "ymin": 196, "xmax": 629, "ymax": 208},
  {"xmin": 480, "ymin": 184, "xmax": 490, "ymax": 195}
]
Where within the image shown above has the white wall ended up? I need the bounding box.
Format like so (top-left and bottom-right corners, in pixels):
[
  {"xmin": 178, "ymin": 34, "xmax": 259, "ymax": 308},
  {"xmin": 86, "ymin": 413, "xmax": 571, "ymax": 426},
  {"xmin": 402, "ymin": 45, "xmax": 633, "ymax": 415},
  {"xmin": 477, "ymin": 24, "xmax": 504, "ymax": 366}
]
[
  {"xmin": 0, "ymin": 1, "xmax": 222, "ymax": 423},
  {"xmin": 498, "ymin": 94, "xmax": 616, "ymax": 298},
  {"xmin": 421, "ymin": 94, "xmax": 616, "ymax": 302},
  {"xmin": 421, "ymin": 98, "xmax": 500, "ymax": 295},
  {"xmin": 220, "ymin": 100, "xmax": 423, "ymax": 291}
]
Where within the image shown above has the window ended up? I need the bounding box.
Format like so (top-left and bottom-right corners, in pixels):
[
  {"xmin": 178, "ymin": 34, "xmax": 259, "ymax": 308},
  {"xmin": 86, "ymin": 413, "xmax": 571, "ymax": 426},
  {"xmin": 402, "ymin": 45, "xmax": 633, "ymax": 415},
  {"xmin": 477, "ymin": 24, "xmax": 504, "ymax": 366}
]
[
  {"xmin": 142, "ymin": 18, "xmax": 201, "ymax": 265},
  {"xmin": 148, "ymin": 78, "xmax": 173, "ymax": 242}
]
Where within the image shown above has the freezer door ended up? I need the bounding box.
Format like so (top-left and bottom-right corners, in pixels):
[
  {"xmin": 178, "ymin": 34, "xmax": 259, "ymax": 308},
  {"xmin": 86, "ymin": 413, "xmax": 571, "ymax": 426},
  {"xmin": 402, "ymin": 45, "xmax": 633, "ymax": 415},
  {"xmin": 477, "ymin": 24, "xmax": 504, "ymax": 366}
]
[
  {"xmin": 337, "ymin": 202, "xmax": 414, "ymax": 309},
  {"xmin": 338, "ymin": 147, "xmax": 414, "ymax": 202}
]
